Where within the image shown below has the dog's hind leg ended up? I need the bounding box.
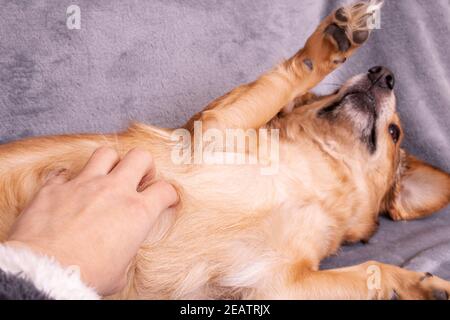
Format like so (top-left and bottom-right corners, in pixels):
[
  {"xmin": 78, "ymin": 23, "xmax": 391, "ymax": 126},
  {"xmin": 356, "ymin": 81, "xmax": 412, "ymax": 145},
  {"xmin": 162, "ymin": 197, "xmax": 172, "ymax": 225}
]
[
  {"xmin": 185, "ymin": 1, "xmax": 380, "ymax": 132},
  {"xmin": 252, "ymin": 261, "xmax": 450, "ymax": 300}
]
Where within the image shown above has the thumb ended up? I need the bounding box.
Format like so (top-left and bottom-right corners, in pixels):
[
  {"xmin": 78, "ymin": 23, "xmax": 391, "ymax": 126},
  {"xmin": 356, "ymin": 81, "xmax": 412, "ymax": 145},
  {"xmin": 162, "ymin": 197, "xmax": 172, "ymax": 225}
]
[{"xmin": 141, "ymin": 180, "xmax": 179, "ymax": 218}]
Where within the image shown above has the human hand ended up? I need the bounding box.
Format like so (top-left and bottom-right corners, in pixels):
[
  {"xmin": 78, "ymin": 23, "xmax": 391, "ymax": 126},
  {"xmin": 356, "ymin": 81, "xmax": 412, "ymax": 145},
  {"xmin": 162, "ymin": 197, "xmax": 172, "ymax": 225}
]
[{"xmin": 5, "ymin": 147, "xmax": 178, "ymax": 296}]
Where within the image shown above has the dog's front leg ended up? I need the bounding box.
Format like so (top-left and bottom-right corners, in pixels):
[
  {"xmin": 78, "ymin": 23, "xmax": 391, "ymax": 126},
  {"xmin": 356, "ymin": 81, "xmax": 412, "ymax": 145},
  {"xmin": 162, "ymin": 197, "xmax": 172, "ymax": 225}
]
[
  {"xmin": 253, "ymin": 261, "xmax": 450, "ymax": 300},
  {"xmin": 185, "ymin": 1, "xmax": 378, "ymax": 132}
]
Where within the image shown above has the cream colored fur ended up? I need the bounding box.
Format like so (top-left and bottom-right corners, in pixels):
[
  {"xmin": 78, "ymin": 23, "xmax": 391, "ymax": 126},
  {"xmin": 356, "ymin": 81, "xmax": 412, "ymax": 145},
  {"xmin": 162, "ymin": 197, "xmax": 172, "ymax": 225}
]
[{"xmin": 0, "ymin": 1, "xmax": 449, "ymax": 300}]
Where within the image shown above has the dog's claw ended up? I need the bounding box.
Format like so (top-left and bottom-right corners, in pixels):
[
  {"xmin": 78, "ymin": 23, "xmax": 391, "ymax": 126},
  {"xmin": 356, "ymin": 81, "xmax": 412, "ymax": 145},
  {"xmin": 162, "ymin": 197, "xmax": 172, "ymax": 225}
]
[{"xmin": 390, "ymin": 290, "xmax": 400, "ymax": 300}]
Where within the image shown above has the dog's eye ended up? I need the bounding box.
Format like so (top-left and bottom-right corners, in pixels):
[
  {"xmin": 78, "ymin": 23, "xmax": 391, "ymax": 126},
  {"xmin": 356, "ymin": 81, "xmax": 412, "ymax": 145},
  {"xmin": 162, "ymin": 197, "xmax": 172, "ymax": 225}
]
[{"xmin": 388, "ymin": 124, "xmax": 401, "ymax": 143}]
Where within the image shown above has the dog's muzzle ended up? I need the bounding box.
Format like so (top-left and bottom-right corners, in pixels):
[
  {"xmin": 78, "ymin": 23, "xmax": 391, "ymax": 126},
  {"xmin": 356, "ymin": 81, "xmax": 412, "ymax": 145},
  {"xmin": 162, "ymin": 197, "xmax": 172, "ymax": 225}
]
[{"xmin": 368, "ymin": 66, "xmax": 395, "ymax": 90}]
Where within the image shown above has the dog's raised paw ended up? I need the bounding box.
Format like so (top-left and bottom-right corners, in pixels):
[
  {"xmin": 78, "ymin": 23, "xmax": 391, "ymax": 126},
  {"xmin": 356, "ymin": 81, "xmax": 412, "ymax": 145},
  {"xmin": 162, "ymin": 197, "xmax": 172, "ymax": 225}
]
[
  {"xmin": 299, "ymin": 1, "xmax": 383, "ymax": 72},
  {"xmin": 326, "ymin": 1, "xmax": 383, "ymax": 51}
]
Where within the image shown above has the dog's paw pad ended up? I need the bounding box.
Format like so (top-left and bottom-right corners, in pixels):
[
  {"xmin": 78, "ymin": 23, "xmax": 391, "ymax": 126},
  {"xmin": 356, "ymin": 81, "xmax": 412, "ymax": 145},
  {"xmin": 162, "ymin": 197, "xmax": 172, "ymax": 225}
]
[
  {"xmin": 432, "ymin": 289, "xmax": 449, "ymax": 301},
  {"xmin": 327, "ymin": 1, "xmax": 383, "ymax": 50},
  {"xmin": 325, "ymin": 24, "xmax": 351, "ymax": 52},
  {"xmin": 303, "ymin": 58, "xmax": 314, "ymax": 71},
  {"xmin": 352, "ymin": 30, "xmax": 370, "ymax": 44},
  {"xmin": 335, "ymin": 8, "xmax": 348, "ymax": 22}
]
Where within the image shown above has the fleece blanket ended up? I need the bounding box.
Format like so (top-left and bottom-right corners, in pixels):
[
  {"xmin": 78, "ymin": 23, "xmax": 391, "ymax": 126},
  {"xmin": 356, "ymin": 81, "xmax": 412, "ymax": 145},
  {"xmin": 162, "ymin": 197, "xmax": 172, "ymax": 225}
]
[{"xmin": 0, "ymin": 0, "xmax": 449, "ymax": 278}]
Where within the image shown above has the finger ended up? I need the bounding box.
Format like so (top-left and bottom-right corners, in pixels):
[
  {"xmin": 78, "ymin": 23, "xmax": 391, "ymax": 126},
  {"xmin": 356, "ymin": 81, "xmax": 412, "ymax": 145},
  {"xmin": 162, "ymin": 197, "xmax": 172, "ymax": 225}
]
[
  {"xmin": 77, "ymin": 147, "xmax": 120, "ymax": 181},
  {"xmin": 44, "ymin": 169, "xmax": 69, "ymax": 186},
  {"xmin": 141, "ymin": 181, "xmax": 179, "ymax": 217},
  {"xmin": 110, "ymin": 148, "xmax": 155, "ymax": 188}
]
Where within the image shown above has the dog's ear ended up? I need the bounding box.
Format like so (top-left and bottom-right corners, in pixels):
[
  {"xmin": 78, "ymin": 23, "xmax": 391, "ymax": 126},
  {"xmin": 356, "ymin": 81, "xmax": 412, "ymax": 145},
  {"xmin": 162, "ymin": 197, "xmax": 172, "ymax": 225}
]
[{"xmin": 387, "ymin": 150, "xmax": 450, "ymax": 221}]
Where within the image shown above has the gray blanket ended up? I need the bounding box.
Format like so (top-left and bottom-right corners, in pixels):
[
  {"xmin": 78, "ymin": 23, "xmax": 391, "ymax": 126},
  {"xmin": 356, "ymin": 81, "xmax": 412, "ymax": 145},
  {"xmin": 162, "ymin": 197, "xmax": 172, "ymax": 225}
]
[{"xmin": 1, "ymin": 0, "xmax": 449, "ymax": 278}]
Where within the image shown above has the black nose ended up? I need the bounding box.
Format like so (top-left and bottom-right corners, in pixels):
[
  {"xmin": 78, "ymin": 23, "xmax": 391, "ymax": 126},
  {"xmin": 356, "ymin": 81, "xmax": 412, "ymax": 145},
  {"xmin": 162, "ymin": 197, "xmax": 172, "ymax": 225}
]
[{"xmin": 368, "ymin": 66, "xmax": 395, "ymax": 90}]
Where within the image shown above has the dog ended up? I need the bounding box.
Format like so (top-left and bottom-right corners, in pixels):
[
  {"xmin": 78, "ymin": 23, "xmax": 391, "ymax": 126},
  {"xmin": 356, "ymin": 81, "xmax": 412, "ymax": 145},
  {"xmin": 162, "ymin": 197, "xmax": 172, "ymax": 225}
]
[{"xmin": 0, "ymin": 1, "xmax": 449, "ymax": 299}]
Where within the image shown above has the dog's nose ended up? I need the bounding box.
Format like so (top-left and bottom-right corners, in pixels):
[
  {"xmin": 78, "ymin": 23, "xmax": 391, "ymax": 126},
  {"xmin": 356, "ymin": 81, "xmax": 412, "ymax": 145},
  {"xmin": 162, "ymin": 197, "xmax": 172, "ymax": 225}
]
[{"xmin": 368, "ymin": 66, "xmax": 395, "ymax": 90}]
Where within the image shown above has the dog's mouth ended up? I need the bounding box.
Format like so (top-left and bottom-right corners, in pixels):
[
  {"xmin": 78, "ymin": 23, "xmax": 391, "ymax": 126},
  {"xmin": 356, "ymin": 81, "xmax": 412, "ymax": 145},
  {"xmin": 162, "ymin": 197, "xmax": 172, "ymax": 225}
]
[
  {"xmin": 318, "ymin": 90, "xmax": 378, "ymax": 153},
  {"xmin": 316, "ymin": 67, "xmax": 396, "ymax": 154},
  {"xmin": 318, "ymin": 90, "xmax": 377, "ymax": 117},
  {"xmin": 319, "ymin": 67, "xmax": 395, "ymax": 118}
]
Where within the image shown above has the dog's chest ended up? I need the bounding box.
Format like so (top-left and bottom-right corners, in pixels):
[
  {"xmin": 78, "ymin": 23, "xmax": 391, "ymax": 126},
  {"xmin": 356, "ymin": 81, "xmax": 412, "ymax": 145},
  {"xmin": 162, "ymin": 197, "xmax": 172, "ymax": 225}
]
[{"xmin": 271, "ymin": 162, "xmax": 379, "ymax": 253}]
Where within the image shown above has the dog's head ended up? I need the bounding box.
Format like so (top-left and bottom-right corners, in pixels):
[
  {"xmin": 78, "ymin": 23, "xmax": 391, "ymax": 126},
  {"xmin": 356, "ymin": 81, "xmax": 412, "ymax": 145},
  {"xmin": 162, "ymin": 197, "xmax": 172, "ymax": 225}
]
[{"xmin": 285, "ymin": 66, "xmax": 450, "ymax": 220}]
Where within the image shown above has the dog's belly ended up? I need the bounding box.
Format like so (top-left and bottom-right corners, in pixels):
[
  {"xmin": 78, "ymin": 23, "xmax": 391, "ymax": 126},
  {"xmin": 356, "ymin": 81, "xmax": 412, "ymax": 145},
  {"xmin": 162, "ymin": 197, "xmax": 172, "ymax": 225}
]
[
  {"xmin": 124, "ymin": 199, "xmax": 353, "ymax": 299},
  {"xmin": 121, "ymin": 150, "xmax": 382, "ymax": 299}
]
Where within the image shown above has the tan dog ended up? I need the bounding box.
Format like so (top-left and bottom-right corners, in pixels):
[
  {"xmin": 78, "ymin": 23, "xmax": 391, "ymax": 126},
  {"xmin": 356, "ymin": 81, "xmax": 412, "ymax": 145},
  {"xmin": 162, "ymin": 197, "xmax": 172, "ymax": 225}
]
[{"xmin": 0, "ymin": 2, "xmax": 449, "ymax": 299}]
